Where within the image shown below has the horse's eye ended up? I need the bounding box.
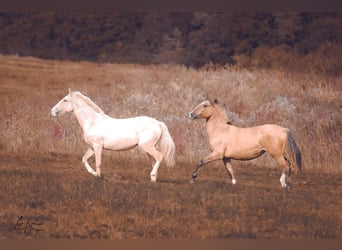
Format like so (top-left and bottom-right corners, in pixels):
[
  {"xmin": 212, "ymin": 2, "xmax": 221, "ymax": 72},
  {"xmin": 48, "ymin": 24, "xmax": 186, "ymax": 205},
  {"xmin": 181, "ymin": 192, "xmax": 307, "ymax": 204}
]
[
  {"xmin": 63, "ymin": 99, "xmax": 68, "ymax": 102},
  {"xmin": 203, "ymin": 104, "xmax": 208, "ymax": 108}
]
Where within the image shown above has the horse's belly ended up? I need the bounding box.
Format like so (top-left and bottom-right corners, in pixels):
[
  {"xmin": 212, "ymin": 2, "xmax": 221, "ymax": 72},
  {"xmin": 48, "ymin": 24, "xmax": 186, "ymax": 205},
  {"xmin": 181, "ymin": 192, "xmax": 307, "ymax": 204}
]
[
  {"xmin": 104, "ymin": 141, "xmax": 138, "ymax": 151},
  {"xmin": 227, "ymin": 146, "xmax": 265, "ymax": 160},
  {"xmin": 102, "ymin": 133, "xmax": 139, "ymax": 151}
]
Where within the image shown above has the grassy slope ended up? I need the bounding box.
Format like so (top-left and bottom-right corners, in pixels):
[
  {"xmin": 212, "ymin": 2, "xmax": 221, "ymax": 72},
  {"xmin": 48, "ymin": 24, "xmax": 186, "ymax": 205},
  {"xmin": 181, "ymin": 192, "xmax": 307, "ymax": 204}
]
[
  {"xmin": 0, "ymin": 55, "xmax": 341, "ymax": 239},
  {"xmin": 0, "ymin": 54, "xmax": 340, "ymax": 171}
]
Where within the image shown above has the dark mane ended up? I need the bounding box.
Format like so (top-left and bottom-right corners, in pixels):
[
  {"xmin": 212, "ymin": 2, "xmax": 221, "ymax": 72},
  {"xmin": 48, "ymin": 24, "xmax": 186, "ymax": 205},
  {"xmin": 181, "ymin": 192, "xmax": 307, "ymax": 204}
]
[{"xmin": 212, "ymin": 99, "xmax": 232, "ymax": 125}]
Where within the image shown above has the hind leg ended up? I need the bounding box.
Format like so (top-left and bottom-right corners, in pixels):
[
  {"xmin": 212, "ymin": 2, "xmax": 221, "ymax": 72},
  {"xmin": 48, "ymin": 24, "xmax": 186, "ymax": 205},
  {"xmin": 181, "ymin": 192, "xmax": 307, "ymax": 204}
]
[
  {"xmin": 223, "ymin": 158, "xmax": 236, "ymax": 185},
  {"xmin": 150, "ymin": 157, "xmax": 161, "ymax": 183},
  {"xmin": 140, "ymin": 144, "xmax": 163, "ymax": 182},
  {"xmin": 275, "ymin": 156, "xmax": 292, "ymax": 189}
]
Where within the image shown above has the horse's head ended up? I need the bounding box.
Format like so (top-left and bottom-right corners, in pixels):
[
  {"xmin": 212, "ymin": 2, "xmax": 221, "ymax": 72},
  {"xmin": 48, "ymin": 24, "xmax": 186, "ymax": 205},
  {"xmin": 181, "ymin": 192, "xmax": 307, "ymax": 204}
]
[
  {"xmin": 189, "ymin": 99, "xmax": 216, "ymax": 120},
  {"xmin": 51, "ymin": 89, "xmax": 74, "ymax": 116}
]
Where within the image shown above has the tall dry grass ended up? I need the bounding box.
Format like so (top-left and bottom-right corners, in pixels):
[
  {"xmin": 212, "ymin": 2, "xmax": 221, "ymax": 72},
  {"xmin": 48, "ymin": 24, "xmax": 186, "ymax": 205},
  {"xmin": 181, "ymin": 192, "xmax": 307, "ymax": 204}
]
[
  {"xmin": 0, "ymin": 54, "xmax": 341, "ymax": 172},
  {"xmin": 0, "ymin": 54, "xmax": 341, "ymax": 239}
]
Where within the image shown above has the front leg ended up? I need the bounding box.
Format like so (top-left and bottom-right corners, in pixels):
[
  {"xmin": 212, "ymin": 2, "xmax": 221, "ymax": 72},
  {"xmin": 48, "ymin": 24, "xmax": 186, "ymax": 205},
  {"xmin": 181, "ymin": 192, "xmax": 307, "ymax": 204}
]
[
  {"xmin": 82, "ymin": 147, "xmax": 96, "ymax": 174},
  {"xmin": 93, "ymin": 143, "xmax": 103, "ymax": 177},
  {"xmin": 190, "ymin": 160, "xmax": 204, "ymax": 184},
  {"xmin": 223, "ymin": 158, "xmax": 236, "ymax": 185},
  {"xmin": 190, "ymin": 151, "xmax": 223, "ymax": 183}
]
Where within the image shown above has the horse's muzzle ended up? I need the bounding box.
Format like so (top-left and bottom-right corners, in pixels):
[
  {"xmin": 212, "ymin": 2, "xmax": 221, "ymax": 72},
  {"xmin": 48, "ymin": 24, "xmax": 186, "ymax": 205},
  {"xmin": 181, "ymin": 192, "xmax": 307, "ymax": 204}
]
[
  {"xmin": 189, "ymin": 112, "xmax": 197, "ymax": 120},
  {"xmin": 51, "ymin": 108, "xmax": 59, "ymax": 116}
]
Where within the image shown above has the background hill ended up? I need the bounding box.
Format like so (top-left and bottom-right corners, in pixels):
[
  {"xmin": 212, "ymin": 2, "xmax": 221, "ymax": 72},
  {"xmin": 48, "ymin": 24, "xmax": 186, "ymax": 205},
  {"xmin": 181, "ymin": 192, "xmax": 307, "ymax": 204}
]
[{"xmin": 0, "ymin": 12, "xmax": 341, "ymax": 73}]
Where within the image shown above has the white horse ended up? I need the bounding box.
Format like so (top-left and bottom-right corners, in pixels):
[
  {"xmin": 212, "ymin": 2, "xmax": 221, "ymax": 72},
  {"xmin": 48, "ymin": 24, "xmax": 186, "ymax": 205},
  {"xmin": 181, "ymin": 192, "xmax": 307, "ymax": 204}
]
[{"xmin": 51, "ymin": 89, "xmax": 176, "ymax": 182}]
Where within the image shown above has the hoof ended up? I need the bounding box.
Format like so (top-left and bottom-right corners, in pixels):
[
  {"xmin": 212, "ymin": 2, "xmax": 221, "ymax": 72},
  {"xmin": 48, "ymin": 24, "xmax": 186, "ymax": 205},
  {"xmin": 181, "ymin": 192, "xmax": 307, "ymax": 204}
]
[
  {"xmin": 281, "ymin": 183, "xmax": 292, "ymax": 190},
  {"xmin": 92, "ymin": 172, "xmax": 102, "ymax": 179},
  {"xmin": 190, "ymin": 179, "xmax": 195, "ymax": 184},
  {"xmin": 150, "ymin": 175, "xmax": 157, "ymax": 183}
]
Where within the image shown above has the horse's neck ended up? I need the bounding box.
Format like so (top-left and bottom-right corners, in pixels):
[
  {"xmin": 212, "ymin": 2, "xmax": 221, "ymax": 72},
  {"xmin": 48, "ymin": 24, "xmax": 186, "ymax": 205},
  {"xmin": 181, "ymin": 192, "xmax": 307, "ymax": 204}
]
[
  {"xmin": 77, "ymin": 93, "xmax": 104, "ymax": 114},
  {"xmin": 206, "ymin": 106, "xmax": 229, "ymax": 131},
  {"xmin": 210, "ymin": 106, "xmax": 229, "ymax": 124},
  {"xmin": 73, "ymin": 94, "xmax": 105, "ymax": 131}
]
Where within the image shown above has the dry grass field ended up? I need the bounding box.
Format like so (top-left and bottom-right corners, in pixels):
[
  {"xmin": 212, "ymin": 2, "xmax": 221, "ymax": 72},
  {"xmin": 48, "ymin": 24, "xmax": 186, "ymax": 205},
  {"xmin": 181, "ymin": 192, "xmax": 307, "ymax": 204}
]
[{"xmin": 0, "ymin": 55, "xmax": 341, "ymax": 239}]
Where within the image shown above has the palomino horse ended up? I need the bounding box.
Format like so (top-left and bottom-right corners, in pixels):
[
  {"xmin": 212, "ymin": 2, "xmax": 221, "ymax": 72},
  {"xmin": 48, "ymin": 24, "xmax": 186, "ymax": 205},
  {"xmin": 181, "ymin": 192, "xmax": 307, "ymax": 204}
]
[
  {"xmin": 51, "ymin": 89, "xmax": 175, "ymax": 182},
  {"xmin": 189, "ymin": 98, "xmax": 301, "ymax": 189}
]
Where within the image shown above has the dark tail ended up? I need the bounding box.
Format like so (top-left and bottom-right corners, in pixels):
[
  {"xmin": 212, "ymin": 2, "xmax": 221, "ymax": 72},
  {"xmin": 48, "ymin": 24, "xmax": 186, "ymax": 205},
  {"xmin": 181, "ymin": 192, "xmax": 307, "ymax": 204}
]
[{"xmin": 285, "ymin": 131, "xmax": 302, "ymax": 174}]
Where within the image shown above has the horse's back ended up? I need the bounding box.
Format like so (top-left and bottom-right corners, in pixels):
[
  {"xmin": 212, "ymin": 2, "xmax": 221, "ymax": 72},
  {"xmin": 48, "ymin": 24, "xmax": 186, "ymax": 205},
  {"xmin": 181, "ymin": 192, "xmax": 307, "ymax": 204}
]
[
  {"xmin": 99, "ymin": 115, "xmax": 160, "ymax": 130},
  {"xmin": 259, "ymin": 124, "xmax": 288, "ymax": 133},
  {"xmin": 258, "ymin": 124, "xmax": 288, "ymax": 141},
  {"xmin": 257, "ymin": 124, "xmax": 289, "ymax": 154}
]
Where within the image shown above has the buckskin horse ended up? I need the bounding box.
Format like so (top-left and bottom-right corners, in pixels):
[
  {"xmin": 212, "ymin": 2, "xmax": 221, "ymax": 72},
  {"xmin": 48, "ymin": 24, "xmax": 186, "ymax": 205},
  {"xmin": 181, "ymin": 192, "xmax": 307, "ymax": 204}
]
[{"xmin": 189, "ymin": 98, "xmax": 301, "ymax": 189}]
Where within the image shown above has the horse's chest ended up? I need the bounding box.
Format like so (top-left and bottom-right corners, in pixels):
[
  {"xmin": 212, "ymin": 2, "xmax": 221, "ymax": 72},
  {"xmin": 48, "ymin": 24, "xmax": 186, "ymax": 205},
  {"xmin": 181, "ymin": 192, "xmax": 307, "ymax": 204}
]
[
  {"xmin": 208, "ymin": 135, "xmax": 228, "ymax": 151},
  {"xmin": 83, "ymin": 132, "xmax": 102, "ymax": 145}
]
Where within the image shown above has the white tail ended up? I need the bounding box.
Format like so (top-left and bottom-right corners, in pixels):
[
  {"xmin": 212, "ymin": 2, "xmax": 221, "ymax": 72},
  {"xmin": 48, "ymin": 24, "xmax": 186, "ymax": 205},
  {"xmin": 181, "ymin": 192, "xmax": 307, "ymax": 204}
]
[{"xmin": 159, "ymin": 122, "xmax": 176, "ymax": 167}]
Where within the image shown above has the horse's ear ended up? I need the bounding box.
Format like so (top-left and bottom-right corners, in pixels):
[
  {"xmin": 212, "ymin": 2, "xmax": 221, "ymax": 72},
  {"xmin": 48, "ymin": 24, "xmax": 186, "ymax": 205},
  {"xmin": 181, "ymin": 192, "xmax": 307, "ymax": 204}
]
[
  {"xmin": 214, "ymin": 99, "xmax": 219, "ymax": 104},
  {"xmin": 206, "ymin": 93, "xmax": 214, "ymax": 104}
]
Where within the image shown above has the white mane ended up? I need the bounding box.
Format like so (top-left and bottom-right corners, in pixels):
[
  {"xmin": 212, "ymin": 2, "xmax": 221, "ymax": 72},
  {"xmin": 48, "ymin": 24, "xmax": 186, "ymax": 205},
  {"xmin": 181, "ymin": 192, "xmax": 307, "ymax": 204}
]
[{"xmin": 74, "ymin": 91, "xmax": 105, "ymax": 114}]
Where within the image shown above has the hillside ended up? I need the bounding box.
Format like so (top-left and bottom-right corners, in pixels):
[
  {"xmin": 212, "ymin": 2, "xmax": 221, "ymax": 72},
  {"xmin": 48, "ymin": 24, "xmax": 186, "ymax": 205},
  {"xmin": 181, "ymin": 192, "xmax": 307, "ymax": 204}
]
[
  {"xmin": 0, "ymin": 54, "xmax": 340, "ymax": 172},
  {"xmin": 0, "ymin": 12, "xmax": 341, "ymax": 72},
  {"xmin": 0, "ymin": 55, "xmax": 341, "ymax": 239}
]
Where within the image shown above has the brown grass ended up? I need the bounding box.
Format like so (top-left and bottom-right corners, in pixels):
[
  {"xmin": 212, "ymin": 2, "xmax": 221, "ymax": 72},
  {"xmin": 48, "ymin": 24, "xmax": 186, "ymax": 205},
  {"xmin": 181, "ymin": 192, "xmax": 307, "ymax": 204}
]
[
  {"xmin": 0, "ymin": 54, "xmax": 341, "ymax": 239},
  {"xmin": 0, "ymin": 156, "xmax": 341, "ymax": 239}
]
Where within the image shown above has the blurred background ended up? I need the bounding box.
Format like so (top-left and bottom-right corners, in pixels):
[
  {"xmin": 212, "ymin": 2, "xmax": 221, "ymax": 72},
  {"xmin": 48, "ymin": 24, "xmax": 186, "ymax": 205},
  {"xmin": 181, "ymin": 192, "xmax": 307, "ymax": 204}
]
[{"xmin": 0, "ymin": 12, "xmax": 341, "ymax": 73}]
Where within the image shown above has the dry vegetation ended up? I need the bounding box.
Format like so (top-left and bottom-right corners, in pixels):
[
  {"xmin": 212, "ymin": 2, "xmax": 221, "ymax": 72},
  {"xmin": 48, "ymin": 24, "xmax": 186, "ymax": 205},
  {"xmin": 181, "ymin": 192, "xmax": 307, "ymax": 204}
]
[{"xmin": 0, "ymin": 54, "xmax": 341, "ymax": 239}]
